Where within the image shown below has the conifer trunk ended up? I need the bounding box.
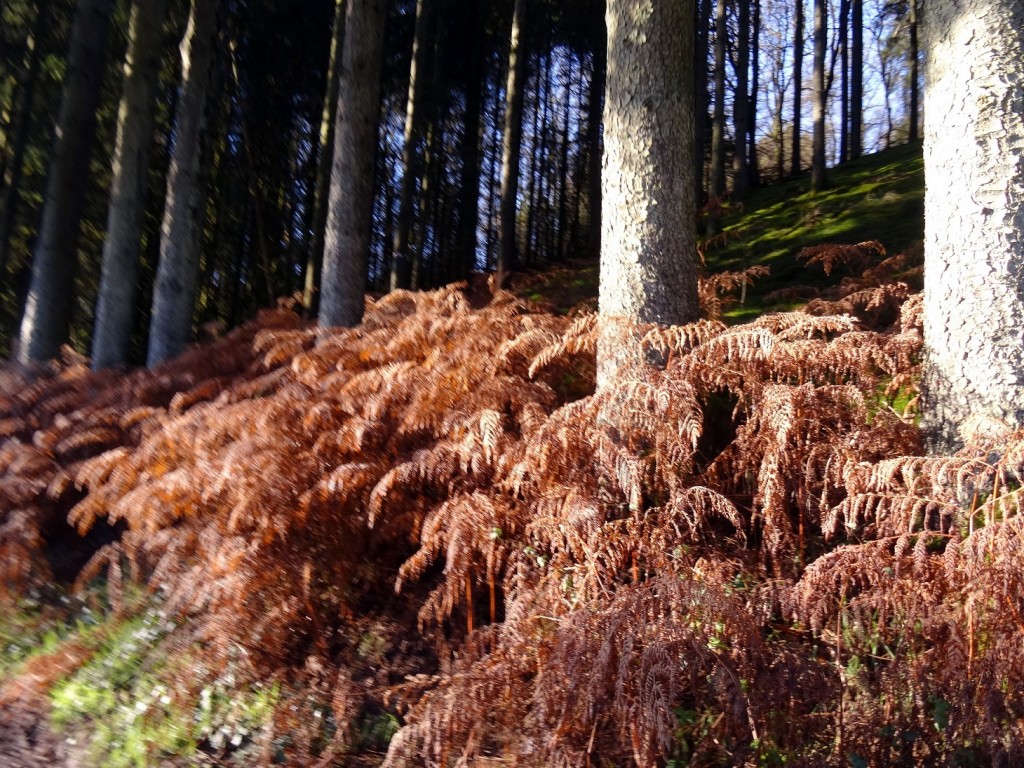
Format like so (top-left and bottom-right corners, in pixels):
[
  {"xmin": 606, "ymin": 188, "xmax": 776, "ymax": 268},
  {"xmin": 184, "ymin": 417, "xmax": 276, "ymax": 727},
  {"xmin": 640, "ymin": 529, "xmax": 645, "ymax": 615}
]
[
  {"xmin": 600, "ymin": 0, "xmax": 698, "ymax": 381},
  {"xmin": 922, "ymin": 0, "xmax": 1024, "ymax": 450},
  {"xmin": 456, "ymin": 1, "xmax": 484, "ymax": 279},
  {"xmin": 318, "ymin": 0, "xmax": 385, "ymax": 328},
  {"xmin": 303, "ymin": 0, "xmax": 346, "ymax": 315},
  {"xmin": 146, "ymin": 0, "xmax": 219, "ymax": 367},
  {"xmin": 91, "ymin": 0, "xmax": 169, "ymax": 369},
  {"xmin": 497, "ymin": 0, "xmax": 528, "ymax": 275},
  {"xmin": 707, "ymin": 0, "xmax": 727, "ymax": 229},
  {"xmin": 16, "ymin": 0, "xmax": 114, "ymax": 363}
]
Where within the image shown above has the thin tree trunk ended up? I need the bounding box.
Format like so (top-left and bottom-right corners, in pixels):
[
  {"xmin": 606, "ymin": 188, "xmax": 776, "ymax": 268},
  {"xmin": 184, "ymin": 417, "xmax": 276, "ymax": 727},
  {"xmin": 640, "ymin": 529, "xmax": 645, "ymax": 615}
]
[
  {"xmin": 555, "ymin": 54, "xmax": 572, "ymax": 263},
  {"xmin": 850, "ymin": 0, "xmax": 862, "ymax": 158},
  {"xmin": 318, "ymin": 0, "xmax": 386, "ymax": 328},
  {"xmin": 456, "ymin": 1, "xmax": 484, "ymax": 278},
  {"xmin": 586, "ymin": 39, "xmax": 604, "ymax": 260},
  {"xmin": 390, "ymin": 0, "xmax": 433, "ymax": 291},
  {"xmin": 791, "ymin": 0, "xmax": 804, "ymax": 176},
  {"xmin": 839, "ymin": 0, "xmax": 849, "ymax": 162},
  {"xmin": 303, "ymin": 0, "xmax": 346, "ymax": 315},
  {"xmin": 91, "ymin": 0, "xmax": 169, "ymax": 369},
  {"xmin": 17, "ymin": 0, "xmax": 114, "ymax": 363},
  {"xmin": 748, "ymin": 0, "xmax": 761, "ymax": 187},
  {"xmin": 0, "ymin": 0, "xmax": 49, "ymax": 288},
  {"xmin": 810, "ymin": 0, "xmax": 827, "ymax": 191},
  {"xmin": 707, "ymin": 0, "xmax": 727, "ymax": 233},
  {"xmin": 695, "ymin": 0, "xmax": 711, "ymax": 204},
  {"xmin": 497, "ymin": 0, "xmax": 528, "ymax": 276},
  {"xmin": 908, "ymin": 0, "xmax": 919, "ymax": 142},
  {"xmin": 733, "ymin": 0, "xmax": 751, "ymax": 198},
  {"xmin": 146, "ymin": 0, "xmax": 219, "ymax": 366}
]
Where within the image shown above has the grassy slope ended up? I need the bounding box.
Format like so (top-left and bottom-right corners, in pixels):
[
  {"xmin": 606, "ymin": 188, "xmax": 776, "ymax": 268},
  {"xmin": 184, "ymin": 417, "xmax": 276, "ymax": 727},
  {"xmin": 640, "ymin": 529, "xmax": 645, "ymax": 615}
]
[{"xmin": 516, "ymin": 141, "xmax": 924, "ymax": 319}]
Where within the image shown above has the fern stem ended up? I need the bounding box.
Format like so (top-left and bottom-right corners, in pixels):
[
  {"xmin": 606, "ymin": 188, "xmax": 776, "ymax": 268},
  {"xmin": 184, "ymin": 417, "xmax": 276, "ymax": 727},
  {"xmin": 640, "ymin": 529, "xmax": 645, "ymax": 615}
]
[{"xmin": 466, "ymin": 573, "xmax": 474, "ymax": 634}]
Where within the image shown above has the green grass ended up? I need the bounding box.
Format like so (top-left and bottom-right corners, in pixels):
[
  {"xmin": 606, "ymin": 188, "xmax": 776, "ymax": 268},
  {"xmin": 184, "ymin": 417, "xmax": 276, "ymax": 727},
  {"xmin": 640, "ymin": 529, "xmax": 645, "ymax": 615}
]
[{"xmin": 705, "ymin": 142, "xmax": 924, "ymax": 316}]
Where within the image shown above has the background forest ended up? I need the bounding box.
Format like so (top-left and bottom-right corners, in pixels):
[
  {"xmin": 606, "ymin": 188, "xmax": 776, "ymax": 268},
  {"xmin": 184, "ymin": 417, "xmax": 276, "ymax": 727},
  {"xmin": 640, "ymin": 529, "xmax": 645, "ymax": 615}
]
[{"xmin": 6, "ymin": 1, "xmax": 1024, "ymax": 768}]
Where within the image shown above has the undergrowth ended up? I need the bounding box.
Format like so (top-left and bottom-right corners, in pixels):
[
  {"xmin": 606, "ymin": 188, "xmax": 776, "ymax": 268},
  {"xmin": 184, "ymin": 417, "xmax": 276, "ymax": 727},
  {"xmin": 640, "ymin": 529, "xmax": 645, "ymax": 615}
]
[{"xmin": 1, "ymin": 241, "xmax": 1022, "ymax": 767}]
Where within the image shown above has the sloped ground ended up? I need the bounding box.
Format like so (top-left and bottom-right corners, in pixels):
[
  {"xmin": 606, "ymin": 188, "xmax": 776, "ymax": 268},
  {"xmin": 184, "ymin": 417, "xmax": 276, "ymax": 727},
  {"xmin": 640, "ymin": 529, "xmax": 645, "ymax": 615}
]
[{"xmin": 2, "ymin": 236, "xmax": 1024, "ymax": 766}]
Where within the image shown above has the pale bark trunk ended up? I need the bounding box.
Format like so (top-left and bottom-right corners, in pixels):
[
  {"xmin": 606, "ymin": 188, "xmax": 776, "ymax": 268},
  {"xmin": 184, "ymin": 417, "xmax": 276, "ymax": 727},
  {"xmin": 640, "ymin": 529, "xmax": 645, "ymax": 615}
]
[
  {"xmin": 791, "ymin": 0, "xmax": 803, "ymax": 176},
  {"xmin": 318, "ymin": 0, "xmax": 385, "ymax": 329},
  {"xmin": 146, "ymin": 0, "xmax": 219, "ymax": 367},
  {"xmin": 921, "ymin": 0, "xmax": 1024, "ymax": 450},
  {"xmin": 16, "ymin": 0, "xmax": 114, "ymax": 363},
  {"xmin": 303, "ymin": 0, "xmax": 346, "ymax": 315},
  {"xmin": 390, "ymin": 0, "xmax": 433, "ymax": 291},
  {"xmin": 600, "ymin": 0, "xmax": 698, "ymax": 381},
  {"xmin": 0, "ymin": 0, "xmax": 49, "ymax": 285},
  {"xmin": 810, "ymin": 0, "xmax": 827, "ymax": 191},
  {"xmin": 497, "ymin": 0, "xmax": 527, "ymax": 275},
  {"xmin": 91, "ymin": 0, "xmax": 169, "ymax": 369}
]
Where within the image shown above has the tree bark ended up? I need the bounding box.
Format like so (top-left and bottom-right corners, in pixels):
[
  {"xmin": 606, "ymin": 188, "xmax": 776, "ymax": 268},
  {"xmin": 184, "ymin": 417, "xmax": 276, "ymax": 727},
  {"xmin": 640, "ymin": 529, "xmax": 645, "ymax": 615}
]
[
  {"xmin": 748, "ymin": 0, "xmax": 761, "ymax": 187},
  {"xmin": 600, "ymin": 0, "xmax": 698, "ymax": 382},
  {"xmin": 791, "ymin": 0, "xmax": 803, "ymax": 176},
  {"xmin": 303, "ymin": 0, "xmax": 346, "ymax": 315},
  {"xmin": 91, "ymin": 0, "xmax": 169, "ymax": 369},
  {"xmin": 318, "ymin": 0, "xmax": 385, "ymax": 328},
  {"xmin": 708, "ymin": 0, "xmax": 727, "ymax": 224},
  {"xmin": 850, "ymin": 0, "xmax": 862, "ymax": 158},
  {"xmin": 694, "ymin": 0, "xmax": 711, "ymax": 203},
  {"xmin": 0, "ymin": 0, "xmax": 49, "ymax": 287},
  {"xmin": 810, "ymin": 0, "xmax": 827, "ymax": 191},
  {"xmin": 908, "ymin": 0, "xmax": 919, "ymax": 142},
  {"xmin": 921, "ymin": 0, "xmax": 1024, "ymax": 450},
  {"xmin": 16, "ymin": 0, "xmax": 114, "ymax": 363},
  {"xmin": 146, "ymin": 0, "xmax": 219, "ymax": 367},
  {"xmin": 733, "ymin": 0, "xmax": 751, "ymax": 198},
  {"xmin": 456, "ymin": 0, "xmax": 484, "ymax": 278},
  {"xmin": 390, "ymin": 0, "xmax": 433, "ymax": 291},
  {"xmin": 839, "ymin": 0, "xmax": 849, "ymax": 163},
  {"xmin": 497, "ymin": 0, "xmax": 528, "ymax": 276}
]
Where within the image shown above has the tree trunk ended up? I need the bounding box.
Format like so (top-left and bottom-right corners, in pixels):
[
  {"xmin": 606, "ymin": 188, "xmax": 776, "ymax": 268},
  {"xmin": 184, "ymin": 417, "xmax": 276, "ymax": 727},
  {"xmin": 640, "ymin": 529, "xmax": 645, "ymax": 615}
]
[
  {"xmin": 791, "ymin": 0, "xmax": 803, "ymax": 176},
  {"xmin": 16, "ymin": 0, "xmax": 114, "ymax": 363},
  {"xmin": 456, "ymin": 1, "xmax": 483, "ymax": 278},
  {"xmin": 810, "ymin": 0, "xmax": 827, "ymax": 191},
  {"xmin": 600, "ymin": 0, "xmax": 698, "ymax": 382},
  {"xmin": 146, "ymin": 0, "xmax": 219, "ymax": 367},
  {"xmin": 908, "ymin": 0, "xmax": 919, "ymax": 142},
  {"xmin": 733, "ymin": 0, "xmax": 751, "ymax": 198},
  {"xmin": 390, "ymin": 0, "xmax": 433, "ymax": 291},
  {"xmin": 303, "ymin": 0, "xmax": 346, "ymax": 315},
  {"xmin": 0, "ymin": 0, "xmax": 49, "ymax": 287},
  {"xmin": 586, "ymin": 39, "xmax": 604, "ymax": 260},
  {"xmin": 748, "ymin": 0, "xmax": 761, "ymax": 187},
  {"xmin": 921, "ymin": 0, "xmax": 1024, "ymax": 450},
  {"xmin": 839, "ymin": 0, "xmax": 849, "ymax": 163},
  {"xmin": 497, "ymin": 0, "xmax": 527, "ymax": 276},
  {"xmin": 694, "ymin": 0, "xmax": 711, "ymax": 204},
  {"xmin": 91, "ymin": 0, "xmax": 169, "ymax": 369},
  {"xmin": 318, "ymin": 0, "xmax": 385, "ymax": 328},
  {"xmin": 708, "ymin": 0, "xmax": 727, "ymax": 225},
  {"xmin": 850, "ymin": 0, "xmax": 862, "ymax": 158}
]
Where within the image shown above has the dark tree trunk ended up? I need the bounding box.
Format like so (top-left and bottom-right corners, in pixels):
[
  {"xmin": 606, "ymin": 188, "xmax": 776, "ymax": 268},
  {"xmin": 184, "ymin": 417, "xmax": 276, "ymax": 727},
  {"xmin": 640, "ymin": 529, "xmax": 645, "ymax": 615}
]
[
  {"xmin": 748, "ymin": 0, "xmax": 761, "ymax": 187},
  {"xmin": 694, "ymin": 0, "xmax": 711, "ymax": 204},
  {"xmin": 17, "ymin": 0, "xmax": 114, "ymax": 362},
  {"xmin": 733, "ymin": 0, "xmax": 751, "ymax": 198},
  {"xmin": 850, "ymin": 0, "xmax": 862, "ymax": 158},
  {"xmin": 708, "ymin": 0, "xmax": 727, "ymax": 232},
  {"xmin": 586, "ymin": 39, "xmax": 604, "ymax": 260},
  {"xmin": 908, "ymin": 0, "xmax": 919, "ymax": 142},
  {"xmin": 456, "ymin": 1, "xmax": 484, "ymax": 278},
  {"xmin": 497, "ymin": 0, "xmax": 528, "ymax": 275},
  {"xmin": 791, "ymin": 0, "xmax": 804, "ymax": 176}
]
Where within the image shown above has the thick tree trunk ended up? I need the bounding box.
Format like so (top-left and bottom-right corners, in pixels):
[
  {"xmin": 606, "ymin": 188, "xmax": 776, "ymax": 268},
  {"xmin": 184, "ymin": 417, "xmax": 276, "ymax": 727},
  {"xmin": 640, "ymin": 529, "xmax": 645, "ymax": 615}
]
[
  {"xmin": 390, "ymin": 0, "xmax": 433, "ymax": 291},
  {"xmin": 146, "ymin": 0, "xmax": 219, "ymax": 367},
  {"xmin": 318, "ymin": 0, "xmax": 385, "ymax": 328},
  {"xmin": 16, "ymin": 0, "xmax": 114, "ymax": 363},
  {"xmin": 921, "ymin": 0, "xmax": 1024, "ymax": 450},
  {"xmin": 497, "ymin": 0, "xmax": 528, "ymax": 276},
  {"xmin": 600, "ymin": 0, "xmax": 698, "ymax": 382},
  {"xmin": 91, "ymin": 0, "xmax": 169, "ymax": 369},
  {"xmin": 810, "ymin": 0, "xmax": 827, "ymax": 191},
  {"xmin": 0, "ymin": 0, "xmax": 49, "ymax": 286},
  {"xmin": 791, "ymin": 0, "xmax": 803, "ymax": 176},
  {"xmin": 303, "ymin": 0, "xmax": 346, "ymax": 315},
  {"xmin": 850, "ymin": 0, "xmax": 862, "ymax": 158},
  {"xmin": 733, "ymin": 0, "xmax": 751, "ymax": 198}
]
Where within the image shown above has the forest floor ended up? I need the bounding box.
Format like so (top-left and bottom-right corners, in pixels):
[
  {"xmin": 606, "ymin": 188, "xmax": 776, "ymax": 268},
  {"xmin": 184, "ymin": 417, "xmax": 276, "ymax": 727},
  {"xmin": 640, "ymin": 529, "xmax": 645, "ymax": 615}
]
[{"xmin": 3, "ymin": 143, "xmax": 994, "ymax": 768}]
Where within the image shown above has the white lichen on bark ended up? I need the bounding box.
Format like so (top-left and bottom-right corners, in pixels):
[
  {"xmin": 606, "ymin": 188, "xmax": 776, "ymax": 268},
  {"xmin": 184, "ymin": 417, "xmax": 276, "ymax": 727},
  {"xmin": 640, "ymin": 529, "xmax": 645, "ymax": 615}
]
[{"xmin": 922, "ymin": 0, "xmax": 1024, "ymax": 450}]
